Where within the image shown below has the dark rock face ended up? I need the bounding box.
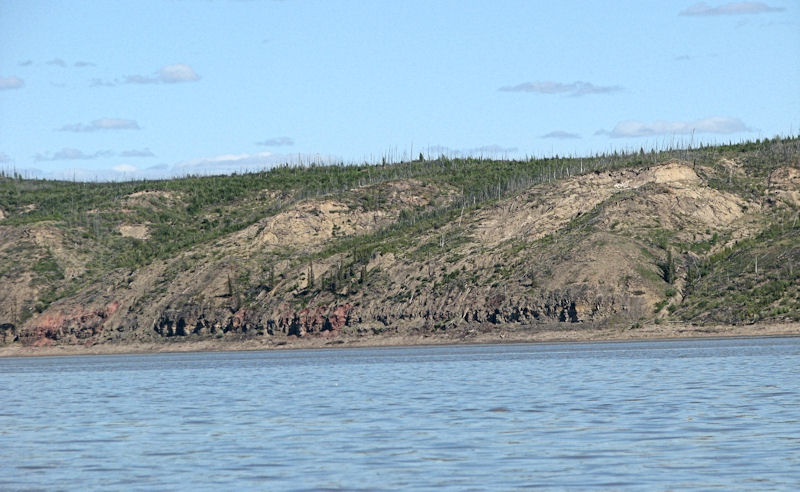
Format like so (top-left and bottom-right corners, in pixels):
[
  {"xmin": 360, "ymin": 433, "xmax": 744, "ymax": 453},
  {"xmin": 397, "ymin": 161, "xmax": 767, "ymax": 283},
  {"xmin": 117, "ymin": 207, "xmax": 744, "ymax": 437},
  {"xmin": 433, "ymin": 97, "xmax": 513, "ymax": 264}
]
[
  {"xmin": 153, "ymin": 304, "xmax": 257, "ymax": 337},
  {"xmin": 152, "ymin": 303, "xmax": 354, "ymax": 339},
  {"xmin": 349, "ymin": 286, "xmax": 644, "ymax": 332},
  {"xmin": 154, "ymin": 304, "xmax": 222, "ymax": 337},
  {"xmin": 281, "ymin": 303, "xmax": 353, "ymax": 337},
  {"xmin": 0, "ymin": 323, "xmax": 16, "ymax": 344}
]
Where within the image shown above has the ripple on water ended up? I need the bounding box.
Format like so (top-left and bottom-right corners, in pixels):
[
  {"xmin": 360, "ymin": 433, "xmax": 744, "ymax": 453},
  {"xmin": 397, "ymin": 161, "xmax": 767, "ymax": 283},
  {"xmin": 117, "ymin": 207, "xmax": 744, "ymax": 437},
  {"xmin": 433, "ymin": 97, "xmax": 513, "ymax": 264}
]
[{"xmin": 1, "ymin": 337, "xmax": 799, "ymax": 489}]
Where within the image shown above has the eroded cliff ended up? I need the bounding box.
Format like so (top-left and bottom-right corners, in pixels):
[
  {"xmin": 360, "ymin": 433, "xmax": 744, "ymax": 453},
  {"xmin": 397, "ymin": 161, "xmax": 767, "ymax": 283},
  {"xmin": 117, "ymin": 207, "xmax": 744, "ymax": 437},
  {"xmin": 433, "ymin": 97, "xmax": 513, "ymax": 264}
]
[{"xmin": 1, "ymin": 138, "xmax": 799, "ymax": 348}]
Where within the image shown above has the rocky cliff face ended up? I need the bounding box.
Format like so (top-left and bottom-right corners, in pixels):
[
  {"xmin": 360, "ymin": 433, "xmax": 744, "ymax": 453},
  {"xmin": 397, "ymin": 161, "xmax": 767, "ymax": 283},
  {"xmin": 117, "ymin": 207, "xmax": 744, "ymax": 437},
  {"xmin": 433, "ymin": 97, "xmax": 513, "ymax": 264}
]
[
  {"xmin": 2, "ymin": 145, "xmax": 799, "ymax": 348},
  {"xmin": 151, "ymin": 302, "xmax": 353, "ymax": 338}
]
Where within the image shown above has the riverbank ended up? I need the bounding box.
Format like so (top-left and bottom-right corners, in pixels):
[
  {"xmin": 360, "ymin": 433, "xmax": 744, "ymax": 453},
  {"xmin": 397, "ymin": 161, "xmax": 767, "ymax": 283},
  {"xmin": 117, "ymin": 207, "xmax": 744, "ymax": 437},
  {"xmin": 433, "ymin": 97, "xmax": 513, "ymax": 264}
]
[{"xmin": 2, "ymin": 321, "xmax": 798, "ymax": 357}]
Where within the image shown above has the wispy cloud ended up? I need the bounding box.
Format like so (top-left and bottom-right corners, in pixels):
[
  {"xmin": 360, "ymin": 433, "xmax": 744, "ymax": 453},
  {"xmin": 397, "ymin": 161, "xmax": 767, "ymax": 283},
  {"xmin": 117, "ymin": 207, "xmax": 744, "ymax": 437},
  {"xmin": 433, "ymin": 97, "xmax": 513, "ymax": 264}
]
[
  {"xmin": 122, "ymin": 75, "xmax": 157, "ymax": 85},
  {"xmin": 424, "ymin": 144, "xmax": 518, "ymax": 157},
  {"xmin": 90, "ymin": 78, "xmax": 117, "ymax": 87},
  {"xmin": 38, "ymin": 58, "xmax": 95, "ymax": 68},
  {"xmin": 18, "ymin": 60, "xmax": 33, "ymax": 67},
  {"xmin": 541, "ymin": 131, "xmax": 581, "ymax": 139},
  {"xmin": 25, "ymin": 164, "xmax": 169, "ymax": 182},
  {"xmin": 58, "ymin": 118, "xmax": 141, "ymax": 132},
  {"xmin": 0, "ymin": 76, "xmax": 24, "ymax": 90},
  {"xmin": 603, "ymin": 116, "xmax": 750, "ymax": 138},
  {"xmin": 46, "ymin": 58, "xmax": 67, "ymax": 67},
  {"xmin": 126, "ymin": 64, "xmax": 201, "ymax": 84},
  {"xmin": 470, "ymin": 145, "xmax": 518, "ymax": 155},
  {"xmin": 34, "ymin": 148, "xmax": 113, "ymax": 161},
  {"xmin": 679, "ymin": 2, "xmax": 784, "ymax": 16},
  {"xmin": 120, "ymin": 148, "xmax": 155, "ymax": 158},
  {"xmin": 113, "ymin": 163, "xmax": 139, "ymax": 173},
  {"xmin": 23, "ymin": 167, "xmax": 133, "ymax": 181},
  {"xmin": 175, "ymin": 151, "xmax": 335, "ymax": 174},
  {"xmin": 674, "ymin": 53, "xmax": 721, "ymax": 61},
  {"xmin": 499, "ymin": 80, "xmax": 623, "ymax": 97},
  {"xmin": 257, "ymin": 137, "xmax": 294, "ymax": 146},
  {"xmin": 93, "ymin": 63, "xmax": 201, "ymax": 87},
  {"xmin": 425, "ymin": 145, "xmax": 454, "ymax": 155}
]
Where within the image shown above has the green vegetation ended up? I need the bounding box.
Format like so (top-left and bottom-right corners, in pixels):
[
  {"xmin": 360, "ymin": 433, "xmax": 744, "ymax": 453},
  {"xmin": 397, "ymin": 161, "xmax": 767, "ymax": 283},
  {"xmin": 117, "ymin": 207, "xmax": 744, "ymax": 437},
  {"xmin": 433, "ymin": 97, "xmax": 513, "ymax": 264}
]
[
  {"xmin": 1, "ymin": 135, "xmax": 799, "ymax": 332},
  {"xmin": 676, "ymin": 217, "xmax": 800, "ymax": 324}
]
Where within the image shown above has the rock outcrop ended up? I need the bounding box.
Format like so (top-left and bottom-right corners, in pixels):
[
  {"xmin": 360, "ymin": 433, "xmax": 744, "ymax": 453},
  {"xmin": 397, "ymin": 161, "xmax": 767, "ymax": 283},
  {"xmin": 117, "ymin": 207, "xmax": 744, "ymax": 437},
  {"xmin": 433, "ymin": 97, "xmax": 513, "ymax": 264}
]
[{"xmin": 21, "ymin": 302, "xmax": 119, "ymax": 346}]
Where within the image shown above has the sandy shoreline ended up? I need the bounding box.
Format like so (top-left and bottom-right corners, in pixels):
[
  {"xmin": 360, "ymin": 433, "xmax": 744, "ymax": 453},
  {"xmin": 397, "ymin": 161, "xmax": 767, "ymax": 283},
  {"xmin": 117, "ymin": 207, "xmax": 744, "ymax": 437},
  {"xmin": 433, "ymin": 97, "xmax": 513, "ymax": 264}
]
[{"xmin": 1, "ymin": 321, "xmax": 798, "ymax": 358}]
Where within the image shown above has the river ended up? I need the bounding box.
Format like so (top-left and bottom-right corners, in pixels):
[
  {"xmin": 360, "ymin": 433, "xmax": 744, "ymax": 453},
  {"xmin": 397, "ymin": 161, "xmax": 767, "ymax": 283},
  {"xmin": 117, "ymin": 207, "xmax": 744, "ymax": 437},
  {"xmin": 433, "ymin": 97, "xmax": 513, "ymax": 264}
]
[{"xmin": 1, "ymin": 337, "xmax": 798, "ymax": 490}]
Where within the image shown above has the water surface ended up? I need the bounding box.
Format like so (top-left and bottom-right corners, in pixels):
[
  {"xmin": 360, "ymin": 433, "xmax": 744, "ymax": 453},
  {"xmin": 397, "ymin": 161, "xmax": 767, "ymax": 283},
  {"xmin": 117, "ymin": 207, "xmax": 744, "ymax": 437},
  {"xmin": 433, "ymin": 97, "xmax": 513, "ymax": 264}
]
[{"xmin": 1, "ymin": 337, "xmax": 799, "ymax": 490}]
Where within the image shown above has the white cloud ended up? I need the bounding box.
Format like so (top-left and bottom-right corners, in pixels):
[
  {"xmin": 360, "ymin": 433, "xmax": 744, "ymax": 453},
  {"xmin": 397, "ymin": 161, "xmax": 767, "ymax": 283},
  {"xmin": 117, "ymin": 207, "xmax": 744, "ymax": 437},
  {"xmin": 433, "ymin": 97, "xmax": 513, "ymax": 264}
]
[
  {"xmin": 113, "ymin": 163, "xmax": 139, "ymax": 173},
  {"xmin": 124, "ymin": 63, "xmax": 201, "ymax": 85},
  {"xmin": 680, "ymin": 2, "xmax": 784, "ymax": 16},
  {"xmin": 120, "ymin": 148, "xmax": 155, "ymax": 158},
  {"xmin": 606, "ymin": 116, "xmax": 750, "ymax": 137},
  {"xmin": 257, "ymin": 137, "xmax": 295, "ymax": 146},
  {"xmin": 541, "ymin": 131, "xmax": 581, "ymax": 139},
  {"xmin": 74, "ymin": 61, "xmax": 95, "ymax": 68},
  {"xmin": 159, "ymin": 64, "xmax": 200, "ymax": 83},
  {"xmin": 0, "ymin": 76, "xmax": 24, "ymax": 90},
  {"xmin": 34, "ymin": 148, "xmax": 113, "ymax": 161},
  {"xmin": 499, "ymin": 80, "xmax": 623, "ymax": 97},
  {"xmin": 58, "ymin": 118, "xmax": 140, "ymax": 132}
]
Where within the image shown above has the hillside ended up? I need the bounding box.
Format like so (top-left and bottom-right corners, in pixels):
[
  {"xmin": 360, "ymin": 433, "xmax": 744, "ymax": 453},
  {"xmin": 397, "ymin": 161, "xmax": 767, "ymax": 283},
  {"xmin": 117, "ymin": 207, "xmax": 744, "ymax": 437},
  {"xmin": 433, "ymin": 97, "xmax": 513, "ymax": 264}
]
[{"xmin": 1, "ymin": 137, "xmax": 799, "ymax": 350}]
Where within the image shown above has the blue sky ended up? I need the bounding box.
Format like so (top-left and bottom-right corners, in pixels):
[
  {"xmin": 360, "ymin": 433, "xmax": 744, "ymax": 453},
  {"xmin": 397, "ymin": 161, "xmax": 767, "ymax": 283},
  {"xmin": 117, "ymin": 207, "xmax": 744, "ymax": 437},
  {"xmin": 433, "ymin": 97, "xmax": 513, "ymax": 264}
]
[{"xmin": 1, "ymin": 0, "xmax": 798, "ymax": 180}]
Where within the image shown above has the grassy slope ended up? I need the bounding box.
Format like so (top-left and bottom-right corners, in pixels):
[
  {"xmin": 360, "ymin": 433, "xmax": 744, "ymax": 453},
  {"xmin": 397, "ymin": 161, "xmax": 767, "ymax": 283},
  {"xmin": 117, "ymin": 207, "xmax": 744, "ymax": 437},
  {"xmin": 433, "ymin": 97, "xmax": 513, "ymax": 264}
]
[{"xmin": 1, "ymin": 136, "xmax": 798, "ymax": 343}]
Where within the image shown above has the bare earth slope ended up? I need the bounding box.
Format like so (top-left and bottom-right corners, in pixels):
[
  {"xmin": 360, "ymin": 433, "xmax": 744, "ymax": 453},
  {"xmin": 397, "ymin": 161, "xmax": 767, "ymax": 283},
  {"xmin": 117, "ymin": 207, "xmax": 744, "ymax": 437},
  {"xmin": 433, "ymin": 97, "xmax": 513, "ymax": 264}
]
[{"xmin": 1, "ymin": 138, "xmax": 798, "ymax": 352}]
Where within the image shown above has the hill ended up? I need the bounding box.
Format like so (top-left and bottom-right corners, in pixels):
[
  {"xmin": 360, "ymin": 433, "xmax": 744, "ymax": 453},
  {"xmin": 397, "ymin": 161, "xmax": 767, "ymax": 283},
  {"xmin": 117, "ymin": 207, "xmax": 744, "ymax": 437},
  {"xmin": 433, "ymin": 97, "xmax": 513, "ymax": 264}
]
[{"xmin": 1, "ymin": 137, "xmax": 799, "ymax": 351}]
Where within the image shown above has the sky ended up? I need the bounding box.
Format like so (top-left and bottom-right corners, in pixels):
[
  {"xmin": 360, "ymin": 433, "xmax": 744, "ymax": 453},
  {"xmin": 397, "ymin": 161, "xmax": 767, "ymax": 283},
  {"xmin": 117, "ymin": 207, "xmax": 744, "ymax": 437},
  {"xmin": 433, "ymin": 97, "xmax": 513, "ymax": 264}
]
[{"xmin": 1, "ymin": 0, "xmax": 799, "ymax": 180}]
